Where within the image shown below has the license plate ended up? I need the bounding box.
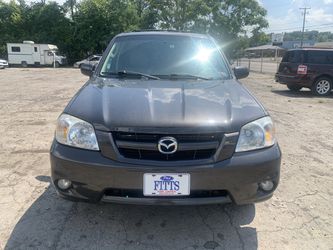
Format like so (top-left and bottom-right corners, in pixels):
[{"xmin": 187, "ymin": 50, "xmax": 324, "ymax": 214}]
[{"xmin": 143, "ymin": 173, "xmax": 190, "ymax": 196}]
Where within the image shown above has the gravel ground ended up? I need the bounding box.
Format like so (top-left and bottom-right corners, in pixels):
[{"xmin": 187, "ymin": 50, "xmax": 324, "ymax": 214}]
[{"xmin": 0, "ymin": 68, "xmax": 332, "ymax": 250}]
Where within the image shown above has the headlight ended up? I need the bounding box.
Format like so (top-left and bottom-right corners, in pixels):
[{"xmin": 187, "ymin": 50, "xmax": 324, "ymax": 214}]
[
  {"xmin": 55, "ymin": 114, "xmax": 99, "ymax": 150},
  {"xmin": 235, "ymin": 116, "xmax": 275, "ymax": 152}
]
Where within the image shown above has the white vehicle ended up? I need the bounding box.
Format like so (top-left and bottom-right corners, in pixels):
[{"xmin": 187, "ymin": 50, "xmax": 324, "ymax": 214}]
[
  {"xmin": 0, "ymin": 59, "xmax": 8, "ymax": 69},
  {"xmin": 7, "ymin": 41, "xmax": 66, "ymax": 67}
]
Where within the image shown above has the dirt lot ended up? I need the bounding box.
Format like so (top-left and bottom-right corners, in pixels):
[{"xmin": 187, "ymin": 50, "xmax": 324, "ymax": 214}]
[{"xmin": 0, "ymin": 68, "xmax": 332, "ymax": 250}]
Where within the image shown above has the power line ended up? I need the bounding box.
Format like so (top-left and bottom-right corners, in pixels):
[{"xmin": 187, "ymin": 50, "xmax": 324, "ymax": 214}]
[
  {"xmin": 300, "ymin": 7, "xmax": 311, "ymax": 47},
  {"xmin": 266, "ymin": 22, "xmax": 333, "ymax": 33},
  {"xmin": 313, "ymin": 25, "xmax": 333, "ymax": 30},
  {"xmin": 303, "ymin": 23, "xmax": 333, "ymax": 28}
]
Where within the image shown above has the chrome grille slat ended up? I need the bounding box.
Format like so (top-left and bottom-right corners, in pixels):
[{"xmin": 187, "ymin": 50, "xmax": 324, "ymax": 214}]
[
  {"xmin": 116, "ymin": 141, "xmax": 157, "ymax": 150},
  {"xmin": 115, "ymin": 140, "xmax": 219, "ymax": 151}
]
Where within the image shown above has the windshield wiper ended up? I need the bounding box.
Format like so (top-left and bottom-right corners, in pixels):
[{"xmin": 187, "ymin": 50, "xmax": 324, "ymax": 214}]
[
  {"xmin": 101, "ymin": 70, "xmax": 160, "ymax": 80},
  {"xmin": 157, "ymin": 74, "xmax": 213, "ymax": 80}
]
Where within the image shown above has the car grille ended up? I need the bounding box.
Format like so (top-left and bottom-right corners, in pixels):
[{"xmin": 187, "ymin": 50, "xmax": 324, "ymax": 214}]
[{"xmin": 112, "ymin": 132, "xmax": 222, "ymax": 161}]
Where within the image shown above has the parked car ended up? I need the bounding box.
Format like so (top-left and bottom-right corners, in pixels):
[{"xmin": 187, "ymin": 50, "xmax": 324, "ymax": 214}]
[
  {"xmin": 73, "ymin": 55, "xmax": 102, "ymax": 68},
  {"xmin": 275, "ymin": 48, "xmax": 333, "ymax": 96},
  {"xmin": 0, "ymin": 59, "xmax": 9, "ymax": 69},
  {"xmin": 50, "ymin": 31, "xmax": 281, "ymax": 205}
]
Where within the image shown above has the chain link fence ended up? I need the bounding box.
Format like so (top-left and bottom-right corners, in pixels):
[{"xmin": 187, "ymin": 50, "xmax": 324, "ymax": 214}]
[{"xmin": 234, "ymin": 57, "xmax": 282, "ymax": 74}]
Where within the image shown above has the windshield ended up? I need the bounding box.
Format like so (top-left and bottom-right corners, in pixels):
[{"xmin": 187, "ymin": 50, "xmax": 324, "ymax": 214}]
[{"xmin": 100, "ymin": 35, "xmax": 230, "ymax": 80}]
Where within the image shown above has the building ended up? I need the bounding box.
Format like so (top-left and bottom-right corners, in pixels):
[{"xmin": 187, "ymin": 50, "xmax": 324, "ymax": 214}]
[
  {"xmin": 313, "ymin": 42, "xmax": 333, "ymax": 48},
  {"xmin": 281, "ymin": 40, "xmax": 315, "ymax": 49}
]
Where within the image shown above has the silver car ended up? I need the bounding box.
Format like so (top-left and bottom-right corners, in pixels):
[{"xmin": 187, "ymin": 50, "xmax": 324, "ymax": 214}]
[
  {"xmin": 73, "ymin": 55, "xmax": 102, "ymax": 68},
  {"xmin": 0, "ymin": 59, "xmax": 9, "ymax": 69}
]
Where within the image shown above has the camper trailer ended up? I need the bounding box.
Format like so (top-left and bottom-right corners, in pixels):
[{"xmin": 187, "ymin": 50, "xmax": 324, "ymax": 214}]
[{"xmin": 7, "ymin": 41, "xmax": 66, "ymax": 67}]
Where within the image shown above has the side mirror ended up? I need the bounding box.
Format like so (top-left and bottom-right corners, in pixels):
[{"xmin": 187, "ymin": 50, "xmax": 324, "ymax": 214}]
[
  {"xmin": 80, "ymin": 63, "xmax": 94, "ymax": 77},
  {"xmin": 233, "ymin": 66, "xmax": 249, "ymax": 79}
]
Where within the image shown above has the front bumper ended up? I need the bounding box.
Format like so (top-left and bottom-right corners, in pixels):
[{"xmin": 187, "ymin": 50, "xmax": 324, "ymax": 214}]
[
  {"xmin": 0, "ymin": 63, "xmax": 8, "ymax": 68},
  {"xmin": 50, "ymin": 141, "xmax": 281, "ymax": 205}
]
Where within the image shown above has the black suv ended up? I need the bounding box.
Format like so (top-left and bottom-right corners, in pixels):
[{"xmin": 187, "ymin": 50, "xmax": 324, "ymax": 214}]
[
  {"xmin": 50, "ymin": 31, "xmax": 281, "ymax": 205},
  {"xmin": 275, "ymin": 48, "xmax": 333, "ymax": 96}
]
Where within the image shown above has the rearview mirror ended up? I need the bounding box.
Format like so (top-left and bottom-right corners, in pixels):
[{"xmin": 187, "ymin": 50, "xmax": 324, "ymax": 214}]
[
  {"xmin": 80, "ymin": 63, "xmax": 94, "ymax": 77},
  {"xmin": 233, "ymin": 66, "xmax": 249, "ymax": 79}
]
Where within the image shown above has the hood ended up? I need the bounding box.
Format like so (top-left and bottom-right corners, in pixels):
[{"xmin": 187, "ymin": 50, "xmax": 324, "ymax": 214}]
[
  {"xmin": 56, "ymin": 55, "xmax": 66, "ymax": 59},
  {"xmin": 0, "ymin": 59, "xmax": 8, "ymax": 63},
  {"xmin": 65, "ymin": 78, "xmax": 267, "ymax": 133},
  {"xmin": 74, "ymin": 60, "xmax": 84, "ymax": 65}
]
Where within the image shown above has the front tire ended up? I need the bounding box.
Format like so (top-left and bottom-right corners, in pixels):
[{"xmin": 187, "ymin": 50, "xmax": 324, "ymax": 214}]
[
  {"xmin": 287, "ymin": 84, "xmax": 302, "ymax": 91},
  {"xmin": 312, "ymin": 77, "xmax": 332, "ymax": 96}
]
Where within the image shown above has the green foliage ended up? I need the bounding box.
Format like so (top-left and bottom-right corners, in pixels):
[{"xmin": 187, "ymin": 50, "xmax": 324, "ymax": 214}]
[
  {"xmin": 0, "ymin": 0, "xmax": 23, "ymax": 56},
  {"xmin": 71, "ymin": 0, "xmax": 139, "ymax": 60},
  {"xmin": 23, "ymin": 2, "xmax": 72, "ymax": 52},
  {"xmin": 0, "ymin": 0, "xmax": 72, "ymax": 59},
  {"xmin": 249, "ymin": 31, "xmax": 270, "ymax": 47},
  {"xmin": 0, "ymin": 0, "xmax": 269, "ymax": 62}
]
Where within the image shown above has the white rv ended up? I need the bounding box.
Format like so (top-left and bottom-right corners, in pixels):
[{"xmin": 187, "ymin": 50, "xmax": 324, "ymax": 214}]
[{"xmin": 7, "ymin": 41, "xmax": 66, "ymax": 67}]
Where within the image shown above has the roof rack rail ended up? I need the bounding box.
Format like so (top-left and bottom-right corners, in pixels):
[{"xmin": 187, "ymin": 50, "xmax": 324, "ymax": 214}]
[{"xmin": 131, "ymin": 29, "xmax": 193, "ymax": 33}]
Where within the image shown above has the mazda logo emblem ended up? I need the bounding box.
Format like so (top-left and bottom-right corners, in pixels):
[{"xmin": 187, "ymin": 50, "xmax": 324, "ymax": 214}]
[{"xmin": 158, "ymin": 137, "xmax": 178, "ymax": 154}]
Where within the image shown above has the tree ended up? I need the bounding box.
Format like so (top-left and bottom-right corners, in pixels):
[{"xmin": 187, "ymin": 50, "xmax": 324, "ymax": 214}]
[
  {"xmin": 0, "ymin": 0, "xmax": 269, "ymax": 62},
  {"xmin": 249, "ymin": 30, "xmax": 270, "ymax": 47},
  {"xmin": 143, "ymin": 0, "xmax": 212, "ymax": 31},
  {"xmin": 63, "ymin": 0, "xmax": 77, "ymax": 20},
  {"xmin": 0, "ymin": 0, "xmax": 24, "ymax": 56},
  {"xmin": 72, "ymin": 0, "xmax": 139, "ymax": 60},
  {"xmin": 0, "ymin": 0, "xmax": 72, "ymax": 58},
  {"xmin": 19, "ymin": 2, "xmax": 72, "ymax": 61},
  {"xmin": 136, "ymin": 0, "xmax": 268, "ymax": 57},
  {"xmin": 130, "ymin": 0, "xmax": 158, "ymax": 29}
]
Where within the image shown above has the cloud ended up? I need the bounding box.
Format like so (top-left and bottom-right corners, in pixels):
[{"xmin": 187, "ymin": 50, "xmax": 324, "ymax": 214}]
[
  {"xmin": 307, "ymin": 8, "xmax": 333, "ymax": 23},
  {"xmin": 265, "ymin": 4, "xmax": 333, "ymax": 33},
  {"xmin": 323, "ymin": 0, "xmax": 333, "ymax": 4},
  {"xmin": 265, "ymin": 8, "xmax": 301, "ymax": 33}
]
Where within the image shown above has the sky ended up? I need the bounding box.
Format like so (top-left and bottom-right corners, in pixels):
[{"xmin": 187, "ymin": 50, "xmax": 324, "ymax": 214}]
[
  {"xmin": 260, "ymin": 0, "xmax": 333, "ymax": 33},
  {"xmin": 4, "ymin": 0, "xmax": 333, "ymax": 33}
]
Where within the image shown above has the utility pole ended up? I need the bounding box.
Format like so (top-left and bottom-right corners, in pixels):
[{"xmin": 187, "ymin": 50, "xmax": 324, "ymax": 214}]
[{"xmin": 300, "ymin": 7, "xmax": 310, "ymax": 48}]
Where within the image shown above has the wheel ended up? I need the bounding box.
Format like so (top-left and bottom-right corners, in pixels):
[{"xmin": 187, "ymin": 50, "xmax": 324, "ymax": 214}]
[
  {"xmin": 287, "ymin": 84, "xmax": 302, "ymax": 91},
  {"xmin": 312, "ymin": 77, "xmax": 332, "ymax": 96},
  {"xmin": 21, "ymin": 61, "xmax": 28, "ymax": 68}
]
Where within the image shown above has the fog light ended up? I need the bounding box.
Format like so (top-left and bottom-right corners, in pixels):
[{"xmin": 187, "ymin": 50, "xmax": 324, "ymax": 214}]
[
  {"xmin": 259, "ymin": 180, "xmax": 274, "ymax": 191},
  {"xmin": 57, "ymin": 179, "xmax": 72, "ymax": 190}
]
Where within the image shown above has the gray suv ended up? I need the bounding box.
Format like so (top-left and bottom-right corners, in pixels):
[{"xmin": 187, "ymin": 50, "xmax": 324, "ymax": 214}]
[{"xmin": 50, "ymin": 31, "xmax": 281, "ymax": 205}]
